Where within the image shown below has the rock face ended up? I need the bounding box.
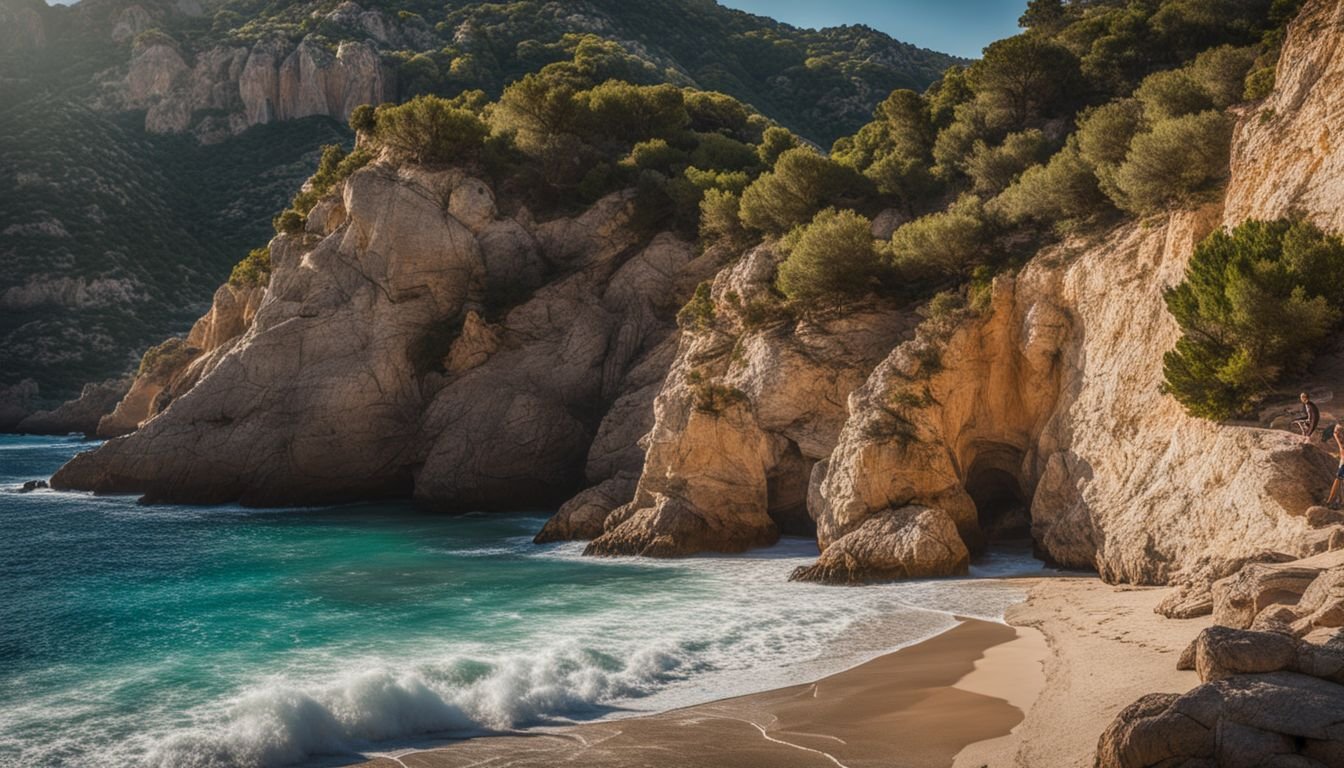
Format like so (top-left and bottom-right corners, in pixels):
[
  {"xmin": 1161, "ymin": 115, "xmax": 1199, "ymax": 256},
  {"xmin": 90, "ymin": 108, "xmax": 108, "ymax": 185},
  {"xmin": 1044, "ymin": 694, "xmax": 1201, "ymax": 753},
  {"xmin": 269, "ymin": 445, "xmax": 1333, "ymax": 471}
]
[
  {"xmin": 0, "ymin": 0, "xmax": 46, "ymax": 52},
  {"xmin": 581, "ymin": 245, "xmax": 914, "ymax": 556},
  {"xmin": 96, "ymin": 282, "xmax": 265, "ymax": 438},
  {"xmin": 804, "ymin": 207, "xmax": 1333, "ymax": 584},
  {"xmin": 16, "ymin": 377, "xmax": 131, "ymax": 436},
  {"xmin": 121, "ymin": 34, "xmax": 391, "ymax": 138},
  {"xmin": 52, "ymin": 162, "xmax": 715, "ymax": 507},
  {"xmin": 1224, "ymin": 0, "xmax": 1344, "ymax": 233}
]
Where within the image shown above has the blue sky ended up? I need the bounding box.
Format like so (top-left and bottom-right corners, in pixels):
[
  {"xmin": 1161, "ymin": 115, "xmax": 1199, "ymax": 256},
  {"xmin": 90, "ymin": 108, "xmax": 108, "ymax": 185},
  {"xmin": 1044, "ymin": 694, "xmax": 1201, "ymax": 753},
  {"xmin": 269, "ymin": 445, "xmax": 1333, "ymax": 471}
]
[{"xmin": 720, "ymin": 0, "xmax": 1028, "ymax": 58}]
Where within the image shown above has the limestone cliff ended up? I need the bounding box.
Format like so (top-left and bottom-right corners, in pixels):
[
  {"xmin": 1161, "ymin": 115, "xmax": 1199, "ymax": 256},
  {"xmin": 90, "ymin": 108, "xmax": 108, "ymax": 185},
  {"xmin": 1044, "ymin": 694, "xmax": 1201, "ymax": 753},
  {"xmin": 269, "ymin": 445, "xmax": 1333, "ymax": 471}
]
[
  {"xmin": 120, "ymin": 35, "xmax": 390, "ymax": 140},
  {"xmin": 542, "ymin": 0, "xmax": 1344, "ymax": 587},
  {"xmin": 561, "ymin": 246, "xmax": 914, "ymax": 556},
  {"xmin": 806, "ymin": 209, "xmax": 1334, "ymax": 585},
  {"xmin": 52, "ymin": 160, "xmax": 715, "ymax": 506}
]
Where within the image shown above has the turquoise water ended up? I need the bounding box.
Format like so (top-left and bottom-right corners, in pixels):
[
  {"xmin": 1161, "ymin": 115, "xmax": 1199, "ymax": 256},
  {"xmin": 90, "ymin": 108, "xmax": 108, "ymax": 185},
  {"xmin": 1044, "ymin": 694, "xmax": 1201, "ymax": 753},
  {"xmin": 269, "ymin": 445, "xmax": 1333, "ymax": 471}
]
[{"xmin": 0, "ymin": 435, "xmax": 1043, "ymax": 768}]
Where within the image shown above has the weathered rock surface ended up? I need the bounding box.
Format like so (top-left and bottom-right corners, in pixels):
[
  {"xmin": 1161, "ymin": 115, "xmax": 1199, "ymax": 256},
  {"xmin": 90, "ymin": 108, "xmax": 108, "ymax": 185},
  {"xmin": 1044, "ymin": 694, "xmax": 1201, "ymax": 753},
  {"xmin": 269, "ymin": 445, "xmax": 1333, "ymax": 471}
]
[
  {"xmin": 0, "ymin": 0, "xmax": 46, "ymax": 52},
  {"xmin": 1103, "ymin": 548, "xmax": 1344, "ymax": 768},
  {"xmin": 52, "ymin": 165, "xmax": 712, "ymax": 508},
  {"xmin": 796, "ymin": 205, "xmax": 1331, "ymax": 582},
  {"xmin": 16, "ymin": 377, "xmax": 131, "ymax": 436},
  {"xmin": 789, "ymin": 505, "xmax": 969, "ymax": 584},
  {"xmin": 1224, "ymin": 0, "xmax": 1344, "ymax": 232},
  {"xmin": 120, "ymin": 33, "xmax": 391, "ymax": 138},
  {"xmin": 575, "ymin": 245, "xmax": 914, "ymax": 556},
  {"xmin": 1097, "ymin": 670, "xmax": 1344, "ymax": 768}
]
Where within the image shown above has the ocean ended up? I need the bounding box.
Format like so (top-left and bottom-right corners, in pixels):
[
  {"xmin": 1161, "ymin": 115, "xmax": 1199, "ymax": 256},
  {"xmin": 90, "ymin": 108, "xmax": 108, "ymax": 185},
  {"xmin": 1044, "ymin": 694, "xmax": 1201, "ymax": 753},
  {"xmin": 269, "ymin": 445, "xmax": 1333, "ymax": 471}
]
[{"xmin": 0, "ymin": 434, "xmax": 1044, "ymax": 768}]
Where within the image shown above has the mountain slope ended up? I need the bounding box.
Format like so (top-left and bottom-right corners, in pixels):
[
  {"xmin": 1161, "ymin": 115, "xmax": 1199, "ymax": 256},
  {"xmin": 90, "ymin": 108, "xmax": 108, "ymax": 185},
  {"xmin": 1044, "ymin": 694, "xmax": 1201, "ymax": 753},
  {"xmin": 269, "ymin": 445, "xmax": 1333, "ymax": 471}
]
[{"xmin": 0, "ymin": 0, "xmax": 961, "ymax": 406}]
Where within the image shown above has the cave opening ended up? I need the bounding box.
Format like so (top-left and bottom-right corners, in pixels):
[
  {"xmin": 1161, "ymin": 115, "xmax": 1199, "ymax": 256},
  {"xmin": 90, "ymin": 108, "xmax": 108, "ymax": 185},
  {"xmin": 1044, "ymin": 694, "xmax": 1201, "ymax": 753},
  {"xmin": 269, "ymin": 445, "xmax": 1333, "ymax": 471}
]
[
  {"xmin": 766, "ymin": 440, "xmax": 818, "ymax": 538},
  {"xmin": 964, "ymin": 443, "xmax": 1034, "ymax": 558}
]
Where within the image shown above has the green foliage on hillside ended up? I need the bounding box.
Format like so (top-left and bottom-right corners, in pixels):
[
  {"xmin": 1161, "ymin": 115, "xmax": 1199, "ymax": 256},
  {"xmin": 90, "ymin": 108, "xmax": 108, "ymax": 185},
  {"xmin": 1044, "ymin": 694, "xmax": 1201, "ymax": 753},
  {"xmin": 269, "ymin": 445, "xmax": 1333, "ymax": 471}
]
[
  {"xmin": 776, "ymin": 209, "xmax": 883, "ymax": 302},
  {"xmin": 1163, "ymin": 220, "xmax": 1344, "ymax": 420},
  {"xmin": 228, "ymin": 247, "xmax": 272, "ymax": 288}
]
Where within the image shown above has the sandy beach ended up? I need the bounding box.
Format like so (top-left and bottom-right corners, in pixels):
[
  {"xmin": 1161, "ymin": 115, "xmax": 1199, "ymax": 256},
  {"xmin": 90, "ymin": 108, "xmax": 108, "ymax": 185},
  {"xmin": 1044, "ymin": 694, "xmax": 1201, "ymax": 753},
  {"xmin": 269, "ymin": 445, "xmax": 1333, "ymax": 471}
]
[{"xmin": 356, "ymin": 574, "xmax": 1211, "ymax": 768}]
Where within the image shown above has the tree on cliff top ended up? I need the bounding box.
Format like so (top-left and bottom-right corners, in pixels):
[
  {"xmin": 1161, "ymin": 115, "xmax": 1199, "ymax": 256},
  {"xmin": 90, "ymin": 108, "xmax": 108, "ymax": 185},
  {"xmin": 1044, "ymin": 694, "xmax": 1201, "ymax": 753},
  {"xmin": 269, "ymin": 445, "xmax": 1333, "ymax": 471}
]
[{"xmin": 1163, "ymin": 219, "xmax": 1344, "ymax": 420}]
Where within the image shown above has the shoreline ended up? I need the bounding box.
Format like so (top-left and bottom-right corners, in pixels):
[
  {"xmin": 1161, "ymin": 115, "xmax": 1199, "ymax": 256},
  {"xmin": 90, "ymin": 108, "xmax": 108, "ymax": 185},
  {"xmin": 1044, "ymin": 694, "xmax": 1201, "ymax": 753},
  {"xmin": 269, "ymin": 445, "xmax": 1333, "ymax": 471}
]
[
  {"xmin": 353, "ymin": 575, "xmax": 1210, "ymax": 768},
  {"xmin": 354, "ymin": 616, "xmax": 1047, "ymax": 768}
]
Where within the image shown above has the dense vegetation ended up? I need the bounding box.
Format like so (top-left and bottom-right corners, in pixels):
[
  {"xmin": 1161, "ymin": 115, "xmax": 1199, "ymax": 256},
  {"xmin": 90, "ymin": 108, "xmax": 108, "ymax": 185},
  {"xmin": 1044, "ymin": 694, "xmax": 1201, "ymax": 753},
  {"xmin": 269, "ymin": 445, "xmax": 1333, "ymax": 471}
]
[{"xmin": 1163, "ymin": 220, "xmax": 1344, "ymax": 420}]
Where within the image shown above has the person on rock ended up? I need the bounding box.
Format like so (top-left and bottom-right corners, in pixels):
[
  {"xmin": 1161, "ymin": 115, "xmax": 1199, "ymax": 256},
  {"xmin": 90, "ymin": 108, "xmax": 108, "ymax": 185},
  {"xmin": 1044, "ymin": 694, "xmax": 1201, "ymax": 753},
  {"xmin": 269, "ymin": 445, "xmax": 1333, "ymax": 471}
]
[
  {"xmin": 1294, "ymin": 392, "xmax": 1320, "ymax": 441},
  {"xmin": 1326, "ymin": 424, "xmax": 1344, "ymax": 509}
]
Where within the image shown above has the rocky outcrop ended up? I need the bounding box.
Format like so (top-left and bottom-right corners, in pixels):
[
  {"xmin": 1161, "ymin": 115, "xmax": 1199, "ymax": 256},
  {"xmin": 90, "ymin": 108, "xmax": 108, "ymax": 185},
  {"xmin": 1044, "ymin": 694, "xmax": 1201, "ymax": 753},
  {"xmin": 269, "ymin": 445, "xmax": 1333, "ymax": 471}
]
[
  {"xmin": 1099, "ymin": 551, "xmax": 1344, "ymax": 768},
  {"xmin": 1224, "ymin": 0, "xmax": 1344, "ymax": 232},
  {"xmin": 95, "ymin": 282, "xmax": 264, "ymax": 438},
  {"xmin": 576, "ymin": 245, "xmax": 914, "ymax": 556},
  {"xmin": 16, "ymin": 377, "xmax": 131, "ymax": 436},
  {"xmin": 121, "ymin": 34, "xmax": 391, "ymax": 138},
  {"xmin": 0, "ymin": 0, "xmax": 46, "ymax": 52},
  {"xmin": 1096, "ymin": 670, "xmax": 1344, "ymax": 768},
  {"xmin": 789, "ymin": 505, "xmax": 969, "ymax": 584},
  {"xmin": 52, "ymin": 163, "xmax": 714, "ymax": 507}
]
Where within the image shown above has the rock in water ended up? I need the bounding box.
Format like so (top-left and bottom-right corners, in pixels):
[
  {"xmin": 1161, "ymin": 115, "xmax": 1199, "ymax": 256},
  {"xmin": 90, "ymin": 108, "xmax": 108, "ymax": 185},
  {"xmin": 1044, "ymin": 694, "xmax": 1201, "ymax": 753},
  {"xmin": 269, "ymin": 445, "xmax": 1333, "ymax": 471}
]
[
  {"xmin": 789, "ymin": 506, "xmax": 969, "ymax": 584},
  {"xmin": 19, "ymin": 480, "xmax": 49, "ymax": 492}
]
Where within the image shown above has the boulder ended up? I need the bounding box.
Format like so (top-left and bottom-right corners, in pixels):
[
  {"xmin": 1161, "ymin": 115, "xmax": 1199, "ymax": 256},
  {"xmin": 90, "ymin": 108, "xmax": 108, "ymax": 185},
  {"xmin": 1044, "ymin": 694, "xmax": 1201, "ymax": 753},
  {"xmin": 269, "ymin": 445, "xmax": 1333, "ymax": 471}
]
[
  {"xmin": 789, "ymin": 505, "xmax": 969, "ymax": 584},
  {"xmin": 533, "ymin": 473, "xmax": 638, "ymax": 544},
  {"xmin": 1213, "ymin": 552, "xmax": 1344, "ymax": 629},
  {"xmin": 1193, "ymin": 626, "xmax": 1297, "ymax": 682},
  {"xmin": 1096, "ymin": 672, "xmax": 1344, "ymax": 768}
]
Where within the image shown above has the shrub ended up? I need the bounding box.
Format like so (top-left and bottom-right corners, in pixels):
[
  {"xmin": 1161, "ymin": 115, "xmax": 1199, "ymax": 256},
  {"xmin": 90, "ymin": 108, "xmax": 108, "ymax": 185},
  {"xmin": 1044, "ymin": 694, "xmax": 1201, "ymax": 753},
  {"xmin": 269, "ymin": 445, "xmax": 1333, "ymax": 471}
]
[
  {"xmin": 969, "ymin": 36, "xmax": 1082, "ymax": 127},
  {"xmin": 372, "ymin": 95, "xmax": 490, "ymax": 165},
  {"xmin": 137, "ymin": 337, "xmax": 197, "ymax": 381},
  {"xmin": 684, "ymin": 90, "xmax": 754, "ymax": 138},
  {"xmin": 576, "ymin": 81, "xmax": 688, "ymax": 145},
  {"xmin": 965, "ymin": 129, "xmax": 1051, "ymax": 197},
  {"xmin": 1163, "ymin": 219, "xmax": 1344, "ymax": 419},
  {"xmin": 1244, "ymin": 66, "xmax": 1276, "ymax": 101},
  {"xmin": 290, "ymin": 144, "xmax": 372, "ymax": 215},
  {"xmin": 757, "ymin": 126, "xmax": 799, "ymax": 166},
  {"xmin": 349, "ymin": 104, "xmax": 376, "ymax": 134},
  {"xmin": 1135, "ymin": 69, "xmax": 1214, "ymax": 122},
  {"xmin": 885, "ymin": 196, "xmax": 992, "ymax": 281},
  {"xmin": 739, "ymin": 148, "xmax": 866, "ymax": 234},
  {"xmin": 624, "ymin": 139, "xmax": 687, "ymax": 172},
  {"xmin": 864, "ymin": 153, "xmax": 939, "ymax": 213},
  {"xmin": 699, "ymin": 188, "xmax": 743, "ymax": 243},
  {"xmin": 229, "ymin": 246, "xmax": 272, "ymax": 288},
  {"xmin": 1110, "ymin": 110, "xmax": 1233, "ymax": 214},
  {"xmin": 689, "ymin": 132, "xmax": 758, "ymax": 172},
  {"xmin": 492, "ymin": 73, "xmax": 582, "ymax": 154},
  {"xmin": 1189, "ymin": 45, "xmax": 1258, "ymax": 108},
  {"xmin": 1075, "ymin": 99, "xmax": 1144, "ymax": 198},
  {"xmin": 991, "ymin": 141, "xmax": 1108, "ymax": 227},
  {"xmin": 677, "ymin": 281, "xmax": 716, "ymax": 330},
  {"xmin": 776, "ymin": 208, "xmax": 881, "ymax": 303},
  {"xmin": 273, "ymin": 209, "xmax": 306, "ymax": 235}
]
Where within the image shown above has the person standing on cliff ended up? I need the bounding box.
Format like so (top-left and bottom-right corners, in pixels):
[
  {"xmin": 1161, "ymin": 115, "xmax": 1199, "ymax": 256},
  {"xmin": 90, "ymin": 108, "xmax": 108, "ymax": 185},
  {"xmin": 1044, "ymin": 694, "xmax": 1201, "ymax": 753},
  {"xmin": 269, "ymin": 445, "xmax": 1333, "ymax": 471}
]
[
  {"xmin": 1294, "ymin": 393, "xmax": 1320, "ymax": 441},
  {"xmin": 1326, "ymin": 424, "xmax": 1344, "ymax": 509}
]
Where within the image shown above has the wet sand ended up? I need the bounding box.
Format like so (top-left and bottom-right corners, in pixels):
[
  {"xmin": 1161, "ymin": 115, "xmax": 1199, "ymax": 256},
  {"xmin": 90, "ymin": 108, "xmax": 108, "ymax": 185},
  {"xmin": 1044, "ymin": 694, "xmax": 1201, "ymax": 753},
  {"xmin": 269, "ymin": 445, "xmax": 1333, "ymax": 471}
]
[
  {"xmin": 356, "ymin": 617, "xmax": 1046, "ymax": 768},
  {"xmin": 354, "ymin": 576, "xmax": 1210, "ymax": 768}
]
